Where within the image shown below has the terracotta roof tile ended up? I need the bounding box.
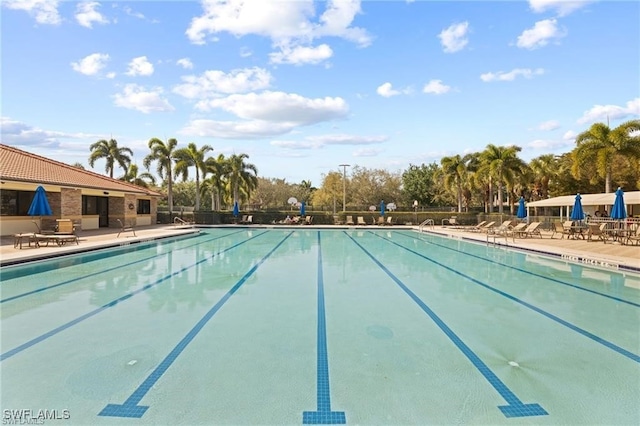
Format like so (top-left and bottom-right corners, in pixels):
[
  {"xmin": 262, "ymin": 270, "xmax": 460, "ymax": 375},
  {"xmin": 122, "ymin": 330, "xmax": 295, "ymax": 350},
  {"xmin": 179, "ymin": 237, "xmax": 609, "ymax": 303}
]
[{"xmin": 0, "ymin": 143, "xmax": 161, "ymax": 196}]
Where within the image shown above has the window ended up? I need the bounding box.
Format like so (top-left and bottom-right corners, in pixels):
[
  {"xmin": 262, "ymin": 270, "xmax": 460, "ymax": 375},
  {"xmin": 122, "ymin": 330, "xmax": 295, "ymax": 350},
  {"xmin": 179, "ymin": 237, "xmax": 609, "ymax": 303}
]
[
  {"xmin": 138, "ymin": 199, "xmax": 151, "ymax": 214},
  {"xmin": 82, "ymin": 196, "xmax": 98, "ymax": 215},
  {"xmin": 1, "ymin": 190, "xmax": 35, "ymax": 216}
]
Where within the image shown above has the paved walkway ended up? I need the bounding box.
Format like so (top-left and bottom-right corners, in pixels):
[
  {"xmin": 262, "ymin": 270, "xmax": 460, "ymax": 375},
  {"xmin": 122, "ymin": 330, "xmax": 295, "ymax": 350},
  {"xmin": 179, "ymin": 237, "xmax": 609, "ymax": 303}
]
[{"xmin": 1, "ymin": 224, "xmax": 638, "ymax": 272}]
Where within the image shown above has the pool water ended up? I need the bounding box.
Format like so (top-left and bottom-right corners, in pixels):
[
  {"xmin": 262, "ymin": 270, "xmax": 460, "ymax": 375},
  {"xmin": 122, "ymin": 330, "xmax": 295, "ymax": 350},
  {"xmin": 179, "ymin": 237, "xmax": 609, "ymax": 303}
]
[{"xmin": 1, "ymin": 229, "xmax": 639, "ymax": 425}]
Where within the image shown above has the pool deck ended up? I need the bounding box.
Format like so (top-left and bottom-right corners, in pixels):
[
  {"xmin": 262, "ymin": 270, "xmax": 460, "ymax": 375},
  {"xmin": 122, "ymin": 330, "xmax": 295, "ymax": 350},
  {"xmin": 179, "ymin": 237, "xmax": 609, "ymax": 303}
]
[{"xmin": 1, "ymin": 224, "xmax": 638, "ymax": 272}]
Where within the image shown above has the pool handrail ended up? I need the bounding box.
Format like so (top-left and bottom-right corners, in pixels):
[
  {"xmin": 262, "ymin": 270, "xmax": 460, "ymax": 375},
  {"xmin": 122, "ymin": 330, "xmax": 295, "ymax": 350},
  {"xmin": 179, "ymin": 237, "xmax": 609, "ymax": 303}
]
[{"xmin": 419, "ymin": 219, "xmax": 434, "ymax": 232}]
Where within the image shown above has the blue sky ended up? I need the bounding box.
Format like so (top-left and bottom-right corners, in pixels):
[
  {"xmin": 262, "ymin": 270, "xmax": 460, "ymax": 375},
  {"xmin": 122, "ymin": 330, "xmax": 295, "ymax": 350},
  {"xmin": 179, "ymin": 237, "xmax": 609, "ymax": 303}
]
[{"xmin": 2, "ymin": 0, "xmax": 639, "ymax": 187}]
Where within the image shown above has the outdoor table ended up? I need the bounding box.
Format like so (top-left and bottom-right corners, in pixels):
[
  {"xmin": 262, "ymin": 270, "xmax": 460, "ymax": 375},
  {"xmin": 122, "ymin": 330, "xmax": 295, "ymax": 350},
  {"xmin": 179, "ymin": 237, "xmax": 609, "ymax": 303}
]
[{"xmin": 569, "ymin": 225, "xmax": 587, "ymax": 239}]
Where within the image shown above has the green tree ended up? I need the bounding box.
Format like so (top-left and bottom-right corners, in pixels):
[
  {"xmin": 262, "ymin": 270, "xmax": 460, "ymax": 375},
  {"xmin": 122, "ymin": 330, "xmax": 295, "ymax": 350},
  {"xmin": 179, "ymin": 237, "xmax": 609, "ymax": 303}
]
[
  {"xmin": 478, "ymin": 144, "xmax": 526, "ymax": 214},
  {"xmin": 440, "ymin": 155, "xmax": 468, "ymax": 213},
  {"xmin": 88, "ymin": 138, "xmax": 133, "ymax": 178},
  {"xmin": 529, "ymin": 154, "xmax": 558, "ymax": 200},
  {"xmin": 174, "ymin": 142, "xmax": 213, "ymax": 210},
  {"xmin": 311, "ymin": 171, "xmax": 343, "ymax": 212},
  {"xmin": 120, "ymin": 164, "xmax": 156, "ymax": 188},
  {"xmin": 226, "ymin": 154, "xmax": 258, "ymax": 207},
  {"xmin": 202, "ymin": 154, "xmax": 228, "ymax": 210},
  {"xmin": 144, "ymin": 137, "xmax": 178, "ymax": 215},
  {"xmin": 572, "ymin": 119, "xmax": 640, "ymax": 193}
]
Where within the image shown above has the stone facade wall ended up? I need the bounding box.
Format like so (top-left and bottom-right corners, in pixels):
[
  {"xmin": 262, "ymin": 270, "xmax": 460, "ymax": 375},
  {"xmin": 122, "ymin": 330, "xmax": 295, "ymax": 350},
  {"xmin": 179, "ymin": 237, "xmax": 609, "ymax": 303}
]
[
  {"xmin": 124, "ymin": 194, "xmax": 137, "ymax": 226},
  {"xmin": 150, "ymin": 198, "xmax": 158, "ymax": 224}
]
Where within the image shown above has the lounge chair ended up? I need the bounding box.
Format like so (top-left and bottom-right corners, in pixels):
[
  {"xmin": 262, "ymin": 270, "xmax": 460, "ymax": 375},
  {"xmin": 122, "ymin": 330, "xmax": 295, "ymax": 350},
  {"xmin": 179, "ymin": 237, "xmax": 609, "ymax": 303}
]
[
  {"xmin": 386, "ymin": 216, "xmax": 394, "ymax": 226},
  {"xmin": 346, "ymin": 216, "xmax": 355, "ymax": 225},
  {"xmin": 302, "ymin": 216, "xmax": 313, "ymax": 225},
  {"xmin": 333, "ymin": 215, "xmax": 344, "ymax": 225},
  {"xmin": 514, "ymin": 222, "xmax": 542, "ymax": 238},
  {"xmin": 33, "ymin": 220, "xmax": 79, "ymax": 246},
  {"xmin": 466, "ymin": 221, "xmax": 487, "ymax": 232},
  {"xmin": 479, "ymin": 221, "xmax": 496, "ymax": 233},
  {"xmin": 625, "ymin": 225, "xmax": 640, "ymax": 245},
  {"xmin": 551, "ymin": 221, "xmax": 572, "ymax": 239},
  {"xmin": 357, "ymin": 216, "xmax": 367, "ymax": 226},
  {"xmin": 117, "ymin": 219, "xmax": 136, "ymax": 237},
  {"xmin": 376, "ymin": 216, "xmax": 386, "ymax": 226},
  {"xmin": 442, "ymin": 217, "xmax": 458, "ymax": 226}
]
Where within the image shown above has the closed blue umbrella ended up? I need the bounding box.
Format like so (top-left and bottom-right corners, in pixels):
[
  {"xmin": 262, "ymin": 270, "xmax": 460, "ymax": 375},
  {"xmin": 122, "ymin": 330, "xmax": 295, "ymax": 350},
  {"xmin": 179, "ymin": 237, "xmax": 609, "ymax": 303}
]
[
  {"xmin": 27, "ymin": 185, "xmax": 53, "ymax": 216},
  {"xmin": 610, "ymin": 187, "xmax": 626, "ymax": 220},
  {"xmin": 516, "ymin": 196, "xmax": 526, "ymax": 219},
  {"xmin": 380, "ymin": 200, "xmax": 385, "ymax": 216},
  {"xmin": 300, "ymin": 201, "xmax": 306, "ymax": 216},
  {"xmin": 570, "ymin": 193, "xmax": 584, "ymax": 221},
  {"xmin": 232, "ymin": 201, "xmax": 239, "ymax": 218}
]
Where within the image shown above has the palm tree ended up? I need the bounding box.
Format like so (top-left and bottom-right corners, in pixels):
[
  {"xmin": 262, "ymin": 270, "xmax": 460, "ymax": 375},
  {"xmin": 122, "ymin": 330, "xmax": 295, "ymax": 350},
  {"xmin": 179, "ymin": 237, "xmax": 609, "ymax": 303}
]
[
  {"xmin": 226, "ymin": 154, "xmax": 258, "ymax": 207},
  {"xmin": 120, "ymin": 164, "xmax": 156, "ymax": 188},
  {"xmin": 479, "ymin": 144, "xmax": 526, "ymax": 214},
  {"xmin": 144, "ymin": 137, "xmax": 178, "ymax": 215},
  {"xmin": 202, "ymin": 154, "xmax": 228, "ymax": 210},
  {"xmin": 88, "ymin": 138, "xmax": 133, "ymax": 178},
  {"xmin": 529, "ymin": 154, "xmax": 558, "ymax": 200},
  {"xmin": 440, "ymin": 155, "xmax": 467, "ymax": 213},
  {"xmin": 572, "ymin": 119, "xmax": 640, "ymax": 193},
  {"xmin": 173, "ymin": 142, "xmax": 213, "ymax": 210}
]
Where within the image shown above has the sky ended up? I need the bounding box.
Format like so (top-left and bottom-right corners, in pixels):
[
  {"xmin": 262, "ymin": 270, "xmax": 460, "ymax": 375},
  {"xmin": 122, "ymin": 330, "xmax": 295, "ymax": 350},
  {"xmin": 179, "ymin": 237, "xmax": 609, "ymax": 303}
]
[{"xmin": 2, "ymin": 0, "xmax": 639, "ymax": 187}]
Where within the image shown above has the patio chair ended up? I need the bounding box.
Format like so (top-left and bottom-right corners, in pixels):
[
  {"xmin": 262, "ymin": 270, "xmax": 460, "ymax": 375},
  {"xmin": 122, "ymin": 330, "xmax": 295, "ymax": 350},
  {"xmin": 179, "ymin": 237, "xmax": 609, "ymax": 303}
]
[
  {"xmin": 442, "ymin": 216, "xmax": 458, "ymax": 226},
  {"xmin": 302, "ymin": 216, "xmax": 313, "ymax": 225},
  {"xmin": 357, "ymin": 216, "xmax": 367, "ymax": 226},
  {"xmin": 386, "ymin": 216, "xmax": 394, "ymax": 226},
  {"xmin": 376, "ymin": 216, "xmax": 386, "ymax": 226},
  {"xmin": 587, "ymin": 223, "xmax": 608, "ymax": 243},
  {"xmin": 333, "ymin": 215, "xmax": 344, "ymax": 225},
  {"xmin": 346, "ymin": 216, "xmax": 355, "ymax": 225},
  {"xmin": 466, "ymin": 221, "xmax": 487, "ymax": 232},
  {"xmin": 479, "ymin": 221, "xmax": 496, "ymax": 233},
  {"xmin": 625, "ymin": 225, "xmax": 640, "ymax": 245},
  {"xmin": 117, "ymin": 219, "xmax": 136, "ymax": 238}
]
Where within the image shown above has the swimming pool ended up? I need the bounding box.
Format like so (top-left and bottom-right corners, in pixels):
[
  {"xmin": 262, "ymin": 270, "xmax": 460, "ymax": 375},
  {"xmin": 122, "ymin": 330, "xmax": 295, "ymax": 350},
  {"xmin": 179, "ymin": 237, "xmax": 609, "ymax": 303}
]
[{"xmin": 1, "ymin": 229, "xmax": 639, "ymax": 424}]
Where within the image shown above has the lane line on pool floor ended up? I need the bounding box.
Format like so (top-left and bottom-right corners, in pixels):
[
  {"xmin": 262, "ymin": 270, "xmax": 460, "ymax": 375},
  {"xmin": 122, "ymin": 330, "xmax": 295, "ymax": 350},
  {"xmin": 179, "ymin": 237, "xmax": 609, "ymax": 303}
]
[
  {"xmin": 368, "ymin": 232, "xmax": 640, "ymax": 364},
  {"xmin": 302, "ymin": 231, "xmax": 346, "ymax": 425},
  {"xmin": 0, "ymin": 230, "xmax": 247, "ymax": 304},
  {"xmin": 0, "ymin": 231, "xmax": 270, "ymax": 362},
  {"xmin": 99, "ymin": 231, "xmax": 294, "ymax": 419},
  {"xmin": 345, "ymin": 231, "xmax": 548, "ymax": 419},
  {"xmin": 397, "ymin": 231, "xmax": 640, "ymax": 308}
]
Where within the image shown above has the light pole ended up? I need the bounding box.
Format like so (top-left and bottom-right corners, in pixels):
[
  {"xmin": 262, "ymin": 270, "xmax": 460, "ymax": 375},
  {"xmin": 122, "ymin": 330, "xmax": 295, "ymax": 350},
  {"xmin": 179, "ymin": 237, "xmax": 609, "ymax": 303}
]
[
  {"xmin": 413, "ymin": 200, "xmax": 418, "ymax": 224},
  {"xmin": 339, "ymin": 164, "xmax": 350, "ymax": 212}
]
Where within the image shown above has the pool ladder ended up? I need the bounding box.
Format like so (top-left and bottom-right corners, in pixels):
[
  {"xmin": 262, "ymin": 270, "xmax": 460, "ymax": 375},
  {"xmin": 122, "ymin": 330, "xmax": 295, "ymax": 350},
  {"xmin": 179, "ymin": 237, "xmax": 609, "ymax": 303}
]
[{"xmin": 418, "ymin": 219, "xmax": 434, "ymax": 232}]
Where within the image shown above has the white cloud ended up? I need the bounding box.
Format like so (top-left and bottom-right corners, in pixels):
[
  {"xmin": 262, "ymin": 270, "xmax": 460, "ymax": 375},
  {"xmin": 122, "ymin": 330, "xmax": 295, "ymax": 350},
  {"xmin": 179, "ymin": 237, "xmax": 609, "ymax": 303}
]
[
  {"xmin": 197, "ymin": 91, "xmax": 349, "ymax": 125},
  {"xmin": 438, "ymin": 22, "xmax": 469, "ymax": 53},
  {"xmin": 529, "ymin": 0, "xmax": 593, "ymax": 17},
  {"xmin": 480, "ymin": 68, "xmax": 544, "ymax": 82},
  {"xmin": 71, "ymin": 53, "xmax": 110, "ymax": 76},
  {"xmin": 537, "ymin": 120, "xmax": 560, "ymax": 131},
  {"xmin": 527, "ymin": 138, "xmax": 573, "ymax": 150},
  {"xmin": 180, "ymin": 119, "xmax": 295, "ymax": 139},
  {"xmin": 123, "ymin": 5, "xmax": 145, "ymax": 19},
  {"xmin": 112, "ymin": 84, "xmax": 174, "ymax": 113},
  {"xmin": 577, "ymin": 98, "xmax": 640, "ymax": 124},
  {"xmin": 377, "ymin": 82, "xmax": 400, "ymax": 98},
  {"xmin": 3, "ymin": 0, "xmax": 61, "ymax": 25},
  {"xmin": 75, "ymin": 1, "xmax": 109, "ymax": 28},
  {"xmin": 269, "ymin": 44, "xmax": 333, "ymax": 65},
  {"xmin": 0, "ymin": 117, "xmax": 100, "ymax": 148},
  {"xmin": 173, "ymin": 67, "xmax": 272, "ymax": 99},
  {"xmin": 272, "ymin": 134, "xmax": 387, "ymax": 149},
  {"xmin": 126, "ymin": 56, "xmax": 154, "ymax": 76},
  {"xmin": 186, "ymin": 0, "xmax": 370, "ymax": 65},
  {"xmin": 240, "ymin": 47, "xmax": 253, "ymax": 57},
  {"xmin": 353, "ymin": 148, "xmax": 383, "ymax": 157},
  {"xmin": 177, "ymin": 58, "xmax": 194, "ymax": 69},
  {"xmin": 516, "ymin": 19, "xmax": 565, "ymax": 49},
  {"xmin": 423, "ymin": 79, "xmax": 451, "ymax": 95},
  {"xmin": 563, "ymin": 130, "xmax": 577, "ymax": 140},
  {"xmin": 106, "ymin": 72, "xmax": 116, "ymax": 79}
]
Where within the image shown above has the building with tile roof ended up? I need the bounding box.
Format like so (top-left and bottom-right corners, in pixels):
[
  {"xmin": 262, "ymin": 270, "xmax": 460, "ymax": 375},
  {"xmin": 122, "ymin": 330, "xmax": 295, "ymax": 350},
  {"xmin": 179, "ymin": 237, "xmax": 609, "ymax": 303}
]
[{"xmin": 0, "ymin": 143, "xmax": 162, "ymax": 235}]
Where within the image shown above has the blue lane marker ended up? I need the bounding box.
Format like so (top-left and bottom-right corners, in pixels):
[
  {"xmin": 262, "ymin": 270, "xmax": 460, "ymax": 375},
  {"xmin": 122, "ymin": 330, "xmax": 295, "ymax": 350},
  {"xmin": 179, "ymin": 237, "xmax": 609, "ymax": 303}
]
[
  {"xmin": 303, "ymin": 231, "xmax": 346, "ymax": 425},
  {"xmin": 372, "ymin": 232, "xmax": 640, "ymax": 364},
  {"xmin": 0, "ymin": 231, "xmax": 268, "ymax": 362},
  {"xmin": 346, "ymin": 232, "xmax": 547, "ymax": 419},
  {"xmin": 99, "ymin": 231, "xmax": 293, "ymax": 418},
  {"xmin": 396, "ymin": 231, "xmax": 640, "ymax": 308},
  {"xmin": 1, "ymin": 230, "xmax": 246, "ymax": 304}
]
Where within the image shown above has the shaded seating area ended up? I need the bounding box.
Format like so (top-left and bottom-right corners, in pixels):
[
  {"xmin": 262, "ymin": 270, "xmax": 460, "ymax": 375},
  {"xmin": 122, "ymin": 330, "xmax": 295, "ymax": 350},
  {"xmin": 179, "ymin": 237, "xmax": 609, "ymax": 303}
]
[{"xmin": 117, "ymin": 219, "xmax": 136, "ymax": 238}]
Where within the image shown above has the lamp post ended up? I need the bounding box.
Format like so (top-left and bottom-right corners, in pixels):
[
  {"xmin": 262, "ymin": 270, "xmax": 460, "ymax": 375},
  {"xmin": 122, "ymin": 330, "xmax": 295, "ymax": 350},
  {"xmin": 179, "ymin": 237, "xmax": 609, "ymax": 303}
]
[
  {"xmin": 339, "ymin": 164, "xmax": 350, "ymax": 212},
  {"xmin": 413, "ymin": 200, "xmax": 418, "ymax": 224}
]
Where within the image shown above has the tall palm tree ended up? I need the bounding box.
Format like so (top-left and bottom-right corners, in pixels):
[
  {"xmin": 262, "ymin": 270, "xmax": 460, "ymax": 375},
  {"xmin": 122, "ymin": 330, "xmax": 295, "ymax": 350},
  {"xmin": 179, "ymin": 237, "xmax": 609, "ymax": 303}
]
[
  {"xmin": 173, "ymin": 142, "xmax": 213, "ymax": 210},
  {"xmin": 478, "ymin": 144, "xmax": 526, "ymax": 214},
  {"xmin": 572, "ymin": 119, "xmax": 640, "ymax": 193},
  {"xmin": 202, "ymin": 154, "xmax": 228, "ymax": 210},
  {"xmin": 144, "ymin": 137, "xmax": 178, "ymax": 215},
  {"xmin": 88, "ymin": 138, "xmax": 133, "ymax": 178},
  {"xmin": 440, "ymin": 155, "xmax": 467, "ymax": 213},
  {"xmin": 120, "ymin": 164, "xmax": 156, "ymax": 188},
  {"xmin": 226, "ymin": 153, "xmax": 258, "ymax": 207},
  {"xmin": 529, "ymin": 154, "xmax": 558, "ymax": 200}
]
